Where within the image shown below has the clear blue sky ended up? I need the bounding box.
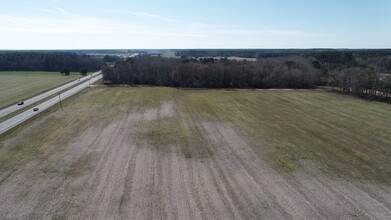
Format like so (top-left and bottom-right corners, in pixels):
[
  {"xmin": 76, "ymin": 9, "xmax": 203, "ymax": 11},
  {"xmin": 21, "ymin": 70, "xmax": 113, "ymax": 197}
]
[{"xmin": 0, "ymin": 0, "xmax": 390, "ymax": 49}]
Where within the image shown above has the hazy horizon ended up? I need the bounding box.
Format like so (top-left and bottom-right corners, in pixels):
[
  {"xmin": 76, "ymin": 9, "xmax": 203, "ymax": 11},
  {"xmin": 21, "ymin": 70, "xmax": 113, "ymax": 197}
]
[
  {"xmin": 1, "ymin": 48, "xmax": 391, "ymax": 50},
  {"xmin": 1, "ymin": 0, "xmax": 390, "ymax": 49}
]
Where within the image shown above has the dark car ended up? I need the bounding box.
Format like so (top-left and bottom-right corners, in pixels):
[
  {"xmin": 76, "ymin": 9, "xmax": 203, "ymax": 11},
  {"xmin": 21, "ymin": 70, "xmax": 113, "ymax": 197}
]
[
  {"xmin": 33, "ymin": 107, "xmax": 39, "ymax": 112},
  {"xmin": 17, "ymin": 101, "xmax": 24, "ymax": 106}
]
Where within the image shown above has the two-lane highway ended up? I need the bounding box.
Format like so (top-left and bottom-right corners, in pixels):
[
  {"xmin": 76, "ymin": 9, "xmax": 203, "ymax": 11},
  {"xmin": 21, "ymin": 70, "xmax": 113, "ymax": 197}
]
[
  {"xmin": 0, "ymin": 74, "xmax": 102, "ymax": 135},
  {"xmin": 0, "ymin": 71, "xmax": 101, "ymax": 118}
]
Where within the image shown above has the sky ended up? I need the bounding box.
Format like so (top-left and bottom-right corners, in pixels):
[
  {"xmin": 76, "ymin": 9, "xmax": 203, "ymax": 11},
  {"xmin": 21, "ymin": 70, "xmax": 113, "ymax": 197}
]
[{"xmin": 0, "ymin": 0, "xmax": 390, "ymax": 49}]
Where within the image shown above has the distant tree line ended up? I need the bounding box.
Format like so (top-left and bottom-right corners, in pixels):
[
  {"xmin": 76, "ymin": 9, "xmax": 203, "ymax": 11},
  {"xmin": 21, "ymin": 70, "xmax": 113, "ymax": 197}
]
[
  {"xmin": 328, "ymin": 68, "xmax": 391, "ymax": 99},
  {"xmin": 2, "ymin": 50, "xmax": 390, "ymax": 101},
  {"xmin": 103, "ymin": 53, "xmax": 391, "ymax": 101},
  {"xmin": 310, "ymin": 51, "xmax": 391, "ymax": 99},
  {"xmin": 103, "ymin": 56, "xmax": 321, "ymax": 89},
  {"xmin": 175, "ymin": 49, "xmax": 304, "ymax": 58},
  {"xmin": 0, "ymin": 52, "xmax": 104, "ymax": 72},
  {"xmin": 175, "ymin": 49, "xmax": 391, "ymax": 59}
]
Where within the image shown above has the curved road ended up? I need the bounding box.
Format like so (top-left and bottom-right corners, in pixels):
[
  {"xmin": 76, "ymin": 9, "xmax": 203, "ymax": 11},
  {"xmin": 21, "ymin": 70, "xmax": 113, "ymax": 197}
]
[
  {"xmin": 0, "ymin": 74, "xmax": 102, "ymax": 135},
  {"xmin": 0, "ymin": 71, "xmax": 101, "ymax": 118}
]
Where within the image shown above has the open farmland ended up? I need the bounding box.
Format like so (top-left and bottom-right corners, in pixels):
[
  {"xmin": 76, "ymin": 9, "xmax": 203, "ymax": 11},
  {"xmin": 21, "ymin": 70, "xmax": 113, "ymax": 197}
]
[
  {"xmin": 0, "ymin": 72, "xmax": 80, "ymax": 108},
  {"xmin": 0, "ymin": 87, "xmax": 390, "ymax": 219}
]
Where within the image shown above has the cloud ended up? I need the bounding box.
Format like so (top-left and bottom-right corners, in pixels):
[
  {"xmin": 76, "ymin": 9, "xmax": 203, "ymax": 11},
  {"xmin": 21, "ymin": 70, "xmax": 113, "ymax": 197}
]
[
  {"xmin": 130, "ymin": 11, "xmax": 178, "ymax": 22},
  {"xmin": 108, "ymin": 9, "xmax": 179, "ymax": 23},
  {"xmin": 0, "ymin": 14, "xmax": 198, "ymax": 36},
  {"xmin": 267, "ymin": 30, "xmax": 321, "ymax": 37},
  {"xmin": 0, "ymin": 27, "xmax": 198, "ymax": 36},
  {"xmin": 0, "ymin": 15, "xmax": 38, "ymax": 24},
  {"xmin": 1, "ymin": 9, "xmax": 326, "ymax": 40},
  {"xmin": 213, "ymin": 29, "xmax": 262, "ymax": 35},
  {"xmin": 53, "ymin": 6, "xmax": 71, "ymax": 16},
  {"xmin": 13, "ymin": 6, "xmax": 71, "ymax": 16}
]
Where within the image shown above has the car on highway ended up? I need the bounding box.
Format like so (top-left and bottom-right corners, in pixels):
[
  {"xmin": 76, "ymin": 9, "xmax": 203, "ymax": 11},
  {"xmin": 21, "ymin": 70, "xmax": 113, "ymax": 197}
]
[
  {"xmin": 17, "ymin": 101, "xmax": 24, "ymax": 106},
  {"xmin": 33, "ymin": 107, "xmax": 39, "ymax": 112}
]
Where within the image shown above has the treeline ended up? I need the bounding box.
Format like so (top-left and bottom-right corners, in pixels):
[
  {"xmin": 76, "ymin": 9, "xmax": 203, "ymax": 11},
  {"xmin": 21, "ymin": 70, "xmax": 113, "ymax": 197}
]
[
  {"xmin": 175, "ymin": 49, "xmax": 305, "ymax": 58},
  {"xmin": 0, "ymin": 52, "xmax": 104, "ymax": 72},
  {"xmin": 308, "ymin": 51, "xmax": 391, "ymax": 73},
  {"xmin": 311, "ymin": 51, "xmax": 391, "ymax": 99},
  {"xmin": 329, "ymin": 68, "xmax": 391, "ymax": 99},
  {"xmin": 103, "ymin": 56, "xmax": 321, "ymax": 89},
  {"xmin": 175, "ymin": 49, "xmax": 391, "ymax": 59}
]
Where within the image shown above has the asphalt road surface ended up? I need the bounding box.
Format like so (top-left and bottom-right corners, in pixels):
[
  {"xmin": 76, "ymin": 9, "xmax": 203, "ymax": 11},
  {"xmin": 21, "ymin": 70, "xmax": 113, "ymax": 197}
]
[
  {"xmin": 0, "ymin": 74, "xmax": 102, "ymax": 135},
  {"xmin": 0, "ymin": 71, "xmax": 101, "ymax": 118}
]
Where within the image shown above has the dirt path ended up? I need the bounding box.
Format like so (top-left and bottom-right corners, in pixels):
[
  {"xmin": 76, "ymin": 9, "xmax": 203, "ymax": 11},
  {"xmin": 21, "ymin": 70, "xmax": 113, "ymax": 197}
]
[{"xmin": 0, "ymin": 100, "xmax": 390, "ymax": 219}]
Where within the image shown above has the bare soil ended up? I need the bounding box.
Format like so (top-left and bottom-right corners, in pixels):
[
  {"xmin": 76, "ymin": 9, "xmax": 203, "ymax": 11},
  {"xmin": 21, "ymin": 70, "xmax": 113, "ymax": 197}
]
[{"xmin": 0, "ymin": 88, "xmax": 390, "ymax": 219}]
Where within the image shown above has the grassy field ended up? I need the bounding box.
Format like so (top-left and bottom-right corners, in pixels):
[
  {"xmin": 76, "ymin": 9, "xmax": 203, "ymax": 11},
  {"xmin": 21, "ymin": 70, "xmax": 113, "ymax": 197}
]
[
  {"xmin": 0, "ymin": 71, "xmax": 81, "ymax": 108},
  {"xmin": 0, "ymin": 87, "xmax": 390, "ymax": 219},
  {"xmin": 160, "ymin": 51, "xmax": 181, "ymax": 58}
]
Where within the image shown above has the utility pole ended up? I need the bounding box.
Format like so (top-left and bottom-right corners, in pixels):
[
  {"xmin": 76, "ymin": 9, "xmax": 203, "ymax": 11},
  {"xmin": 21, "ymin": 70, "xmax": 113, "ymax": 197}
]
[{"xmin": 58, "ymin": 93, "xmax": 63, "ymax": 111}]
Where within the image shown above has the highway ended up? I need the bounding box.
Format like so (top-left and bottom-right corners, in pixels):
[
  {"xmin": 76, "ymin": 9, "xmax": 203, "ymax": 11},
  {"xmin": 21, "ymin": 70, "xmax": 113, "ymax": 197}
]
[
  {"xmin": 0, "ymin": 71, "xmax": 101, "ymax": 118},
  {"xmin": 0, "ymin": 74, "xmax": 102, "ymax": 135}
]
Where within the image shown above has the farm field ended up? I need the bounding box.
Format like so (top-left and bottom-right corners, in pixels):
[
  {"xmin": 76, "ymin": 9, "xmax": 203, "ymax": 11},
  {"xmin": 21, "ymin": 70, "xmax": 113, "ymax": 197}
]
[
  {"xmin": 198, "ymin": 56, "xmax": 257, "ymax": 61},
  {"xmin": 0, "ymin": 72, "xmax": 80, "ymax": 108},
  {"xmin": 0, "ymin": 87, "xmax": 390, "ymax": 219}
]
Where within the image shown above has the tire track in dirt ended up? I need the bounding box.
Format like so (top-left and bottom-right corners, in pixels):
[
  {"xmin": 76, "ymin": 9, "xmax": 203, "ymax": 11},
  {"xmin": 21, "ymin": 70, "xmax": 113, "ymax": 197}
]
[
  {"xmin": 291, "ymin": 165, "xmax": 391, "ymax": 219},
  {"xmin": 199, "ymin": 126, "xmax": 265, "ymax": 219},
  {"xmin": 183, "ymin": 101, "xmax": 247, "ymax": 219},
  {"xmin": 0, "ymin": 115, "xmax": 107, "ymax": 219},
  {"xmin": 1, "ymin": 98, "xmax": 390, "ymax": 219},
  {"xmin": 78, "ymin": 100, "xmax": 391, "ymax": 220},
  {"xmin": 200, "ymin": 121, "xmax": 391, "ymax": 219},
  {"xmin": 201, "ymin": 122, "xmax": 301, "ymax": 219},
  {"xmin": 80, "ymin": 111, "xmax": 142, "ymax": 219}
]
